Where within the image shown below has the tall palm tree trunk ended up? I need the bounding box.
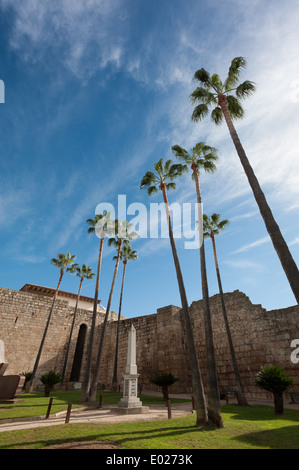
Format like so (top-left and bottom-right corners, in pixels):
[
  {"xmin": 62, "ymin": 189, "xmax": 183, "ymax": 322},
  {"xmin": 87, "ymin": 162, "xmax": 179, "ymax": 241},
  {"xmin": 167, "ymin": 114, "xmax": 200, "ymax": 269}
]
[
  {"xmin": 28, "ymin": 270, "xmax": 64, "ymax": 393},
  {"xmin": 61, "ymin": 276, "xmax": 84, "ymax": 386},
  {"xmin": 192, "ymin": 166, "xmax": 223, "ymax": 427},
  {"xmin": 218, "ymin": 93, "xmax": 299, "ymax": 304},
  {"xmin": 112, "ymin": 260, "xmax": 127, "ymax": 388},
  {"xmin": 89, "ymin": 240, "xmax": 123, "ymax": 402},
  {"xmin": 81, "ymin": 236, "xmax": 104, "ymax": 402},
  {"xmin": 210, "ymin": 231, "xmax": 249, "ymax": 406},
  {"xmin": 161, "ymin": 183, "xmax": 208, "ymax": 426}
]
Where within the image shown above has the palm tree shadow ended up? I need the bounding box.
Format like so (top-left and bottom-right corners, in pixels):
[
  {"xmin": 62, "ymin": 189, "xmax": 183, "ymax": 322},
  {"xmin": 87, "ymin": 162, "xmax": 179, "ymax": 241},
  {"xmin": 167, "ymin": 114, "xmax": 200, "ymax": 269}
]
[
  {"xmin": 0, "ymin": 420, "xmax": 218, "ymax": 449},
  {"xmin": 231, "ymin": 425, "xmax": 299, "ymax": 449},
  {"xmin": 222, "ymin": 404, "xmax": 299, "ymax": 423}
]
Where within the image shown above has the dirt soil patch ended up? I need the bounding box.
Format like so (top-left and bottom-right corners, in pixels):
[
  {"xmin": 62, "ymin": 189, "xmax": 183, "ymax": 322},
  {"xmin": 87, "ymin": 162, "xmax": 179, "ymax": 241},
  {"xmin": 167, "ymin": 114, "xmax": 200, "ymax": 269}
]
[{"xmin": 44, "ymin": 440, "xmax": 120, "ymax": 449}]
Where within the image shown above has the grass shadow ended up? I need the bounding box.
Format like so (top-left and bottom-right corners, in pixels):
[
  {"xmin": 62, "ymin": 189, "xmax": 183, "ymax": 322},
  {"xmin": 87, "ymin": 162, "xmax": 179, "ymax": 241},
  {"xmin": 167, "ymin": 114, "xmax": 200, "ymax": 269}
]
[
  {"xmin": 232, "ymin": 424, "xmax": 299, "ymax": 449},
  {"xmin": 0, "ymin": 416, "xmax": 212, "ymax": 449},
  {"xmin": 221, "ymin": 404, "xmax": 299, "ymax": 423}
]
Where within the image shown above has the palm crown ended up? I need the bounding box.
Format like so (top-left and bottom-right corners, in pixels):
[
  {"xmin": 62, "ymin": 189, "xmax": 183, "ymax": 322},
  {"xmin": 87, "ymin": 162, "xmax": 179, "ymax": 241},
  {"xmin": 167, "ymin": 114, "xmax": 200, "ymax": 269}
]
[
  {"xmin": 86, "ymin": 212, "xmax": 114, "ymax": 239},
  {"xmin": 108, "ymin": 220, "xmax": 138, "ymax": 248},
  {"xmin": 51, "ymin": 252, "xmax": 76, "ymax": 273},
  {"xmin": 171, "ymin": 142, "xmax": 218, "ymax": 178},
  {"xmin": 67, "ymin": 263, "xmax": 95, "ymax": 280},
  {"xmin": 203, "ymin": 213, "xmax": 229, "ymax": 238},
  {"xmin": 140, "ymin": 158, "xmax": 187, "ymax": 195},
  {"xmin": 113, "ymin": 244, "xmax": 138, "ymax": 264},
  {"xmin": 190, "ymin": 56, "xmax": 255, "ymax": 125}
]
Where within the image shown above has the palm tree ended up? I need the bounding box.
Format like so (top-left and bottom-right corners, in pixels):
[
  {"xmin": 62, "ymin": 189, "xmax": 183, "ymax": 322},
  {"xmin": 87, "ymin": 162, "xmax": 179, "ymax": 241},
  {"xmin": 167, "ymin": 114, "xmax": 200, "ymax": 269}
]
[
  {"xmin": 255, "ymin": 365, "xmax": 294, "ymax": 415},
  {"xmin": 150, "ymin": 373, "xmax": 179, "ymax": 401},
  {"xmin": 81, "ymin": 212, "xmax": 114, "ymax": 403},
  {"xmin": 140, "ymin": 158, "xmax": 209, "ymax": 426},
  {"xmin": 172, "ymin": 143, "xmax": 223, "ymax": 427},
  {"xmin": 28, "ymin": 252, "xmax": 76, "ymax": 393},
  {"xmin": 112, "ymin": 244, "xmax": 138, "ymax": 388},
  {"xmin": 203, "ymin": 213, "xmax": 249, "ymax": 406},
  {"xmin": 88, "ymin": 221, "xmax": 138, "ymax": 402},
  {"xmin": 60, "ymin": 263, "xmax": 95, "ymax": 386},
  {"xmin": 190, "ymin": 56, "xmax": 299, "ymax": 304}
]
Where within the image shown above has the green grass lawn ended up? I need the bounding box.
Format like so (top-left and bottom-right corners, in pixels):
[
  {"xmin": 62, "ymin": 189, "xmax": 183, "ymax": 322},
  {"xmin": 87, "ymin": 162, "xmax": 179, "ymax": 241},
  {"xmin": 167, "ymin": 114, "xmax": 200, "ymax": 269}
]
[
  {"xmin": 0, "ymin": 391, "xmax": 189, "ymax": 421},
  {"xmin": 0, "ymin": 394, "xmax": 299, "ymax": 449}
]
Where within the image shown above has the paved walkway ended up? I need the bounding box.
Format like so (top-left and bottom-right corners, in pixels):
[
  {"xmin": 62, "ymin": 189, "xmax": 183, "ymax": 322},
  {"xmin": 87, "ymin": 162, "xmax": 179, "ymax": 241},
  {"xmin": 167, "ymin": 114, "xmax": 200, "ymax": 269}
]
[
  {"xmin": 0, "ymin": 403, "xmax": 192, "ymax": 433},
  {"xmin": 0, "ymin": 390, "xmax": 298, "ymax": 433}
]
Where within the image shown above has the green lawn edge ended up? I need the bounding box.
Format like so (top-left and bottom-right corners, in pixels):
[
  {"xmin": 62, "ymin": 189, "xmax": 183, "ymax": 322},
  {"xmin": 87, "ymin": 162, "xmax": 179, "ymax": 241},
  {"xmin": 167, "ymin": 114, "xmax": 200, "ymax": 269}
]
[{"xmin": 1, "ymin": 400, "xmax": 299, "ymax": 450}]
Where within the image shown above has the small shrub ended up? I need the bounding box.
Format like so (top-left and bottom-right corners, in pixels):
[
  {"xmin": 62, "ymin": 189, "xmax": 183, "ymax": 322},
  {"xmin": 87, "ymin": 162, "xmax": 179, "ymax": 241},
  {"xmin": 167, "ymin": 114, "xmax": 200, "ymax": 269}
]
[
  {"xmin": 39, "ymin": 370, "xmax": 62, "ymax": 397},
  {"xmin": 255, "ymin": 365, "xmax": 294, "ymax": 415},
  {"xmin": 150, "ymin": 373, "xmax": 179, "ymax": 401}
]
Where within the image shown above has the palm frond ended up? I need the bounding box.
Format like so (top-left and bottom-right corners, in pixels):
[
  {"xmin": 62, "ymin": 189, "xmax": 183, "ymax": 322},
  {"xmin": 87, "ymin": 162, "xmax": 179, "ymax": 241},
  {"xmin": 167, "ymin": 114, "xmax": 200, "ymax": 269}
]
[
  {"xmin": 190, "ymin": 87, "xmax": 216, "ymax": 105},
  {"xmin": 211, "ymin": 106, "xmax": 223, "ymax": 125},
  {"xmin": 200, "ymin": 159, "xmax": 217, "ymax": 173},
  {"xmin": 193, "ymin": 68, "xmax": 211, "ymax": 87},
  {"xmin": 108, "ymin": 237, "xmax": 118, "ymax": 248},
  {"xmin": 191, "ymin": 103, "xmax": 209, "ymax": 122},
  {"xmin": 87, "ymin": 213, "xmax": 112, "ymax": 237},
  {"xmin": 192, "ymin": 142, "xmax": 207, "ymax": 155},
  {"xmin": 66, "ymin": 262, "xmax": 79, "ymax": 274},
  {"xmin": 154, "ymin": 159, "xmax": 164, "ymax": 175},
  {"xmin": 119, "ymin": 244, "xmax": 138, "ymax": 262},
  {"xmin": 227, "ymin": 95, "xmax": 244, "ymax": 120},
  {"xmin": 165, "ymin": 182, "xmax": 176, "ymax": 191},
  {"xmin": 51, "ymin": 252, "xmax": 76, "ymax": 269},
  {"xmin": 140, "ymin": 171, "xmax": 156, "ymax": 189},
  {"xmin": 224, "ymin": 56, "xmax": 247, "ymax": 91},
  {"xmin": 211, "ymin": 73, "xmax": 223, "ymax": 93},
  {"xmin": 208, "ymin": 213, "xmax": 230, "ymax": 234},
  {"xmin": 164, "ymin": 159, "xmax": 174, "ymax": 175},
  {"xmin": 171, "ymin": 145, "xmax": 193, "ymax": 165},
  {"xmin": 236, "ymin": 80, "xmax": 256, "ymax": 99},
  {"xmin": 211, "ymin": 213, "xmax": 221, "ymax": 225},
  {"xmin": 147, "ymin": 185, "xmax": 159, "ymax": 196},
  {"xmin": 168, "ymin": 163, "xmax": 188, "ymax": 179},
  {"xmin": 218, "ymin": 219, "xmax": 230, "ymax": 230},
  {"xmin": 193, "ymin": 143, "xmax": 218, "ymax": 161},
  {"xmin": 94, "ymin": 213, "xmax": 115, "ymax": 238}
]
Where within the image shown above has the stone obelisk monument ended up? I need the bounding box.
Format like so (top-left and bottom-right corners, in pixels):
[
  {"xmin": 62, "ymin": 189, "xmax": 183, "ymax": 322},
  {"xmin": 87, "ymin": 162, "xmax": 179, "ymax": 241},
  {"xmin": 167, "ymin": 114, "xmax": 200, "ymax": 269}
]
[{"xmin": 118, "ymin": 324, "xmax": 148, "ymax": 413}]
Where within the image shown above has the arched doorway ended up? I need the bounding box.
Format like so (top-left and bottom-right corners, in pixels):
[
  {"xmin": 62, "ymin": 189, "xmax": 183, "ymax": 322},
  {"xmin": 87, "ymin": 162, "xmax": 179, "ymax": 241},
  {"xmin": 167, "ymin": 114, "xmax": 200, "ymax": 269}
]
[{"xmin": 70, "ymin": 324, "xmax": 87, "ymax": 382}]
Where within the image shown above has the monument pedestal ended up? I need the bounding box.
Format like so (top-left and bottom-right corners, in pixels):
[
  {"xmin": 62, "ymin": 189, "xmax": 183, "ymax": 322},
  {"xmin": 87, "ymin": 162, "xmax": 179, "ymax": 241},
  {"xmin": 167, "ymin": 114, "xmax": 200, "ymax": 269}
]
[
  {"xmin": 117, "ymin": 325, "xmax": 149, "ymax": 414},
  {"xmin": 116, "ymin": 405, "xmax": 150, "ymax": 414}
]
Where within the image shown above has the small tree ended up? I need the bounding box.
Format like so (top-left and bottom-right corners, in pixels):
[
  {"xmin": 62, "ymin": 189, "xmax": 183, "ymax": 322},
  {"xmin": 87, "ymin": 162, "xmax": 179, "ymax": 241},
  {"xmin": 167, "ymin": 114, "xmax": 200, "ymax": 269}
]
[
  {"xmin": 150, "ymin": 373, "xmax": 179, "ymax": 401},
  {"xmin": 255, "ymin": 365, "xmax": 294, "ymax": 415},
  {"xmin": 40, "ymin": 370, "xmax": 62, "ymax": 397}
]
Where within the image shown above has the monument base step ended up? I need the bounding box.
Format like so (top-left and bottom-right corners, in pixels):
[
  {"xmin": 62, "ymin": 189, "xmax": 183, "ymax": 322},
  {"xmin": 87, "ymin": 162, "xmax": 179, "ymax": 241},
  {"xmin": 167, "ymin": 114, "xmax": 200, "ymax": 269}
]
[{"xmin": 116, "ymin": 406, "xmax": 150, "ymax": 415}]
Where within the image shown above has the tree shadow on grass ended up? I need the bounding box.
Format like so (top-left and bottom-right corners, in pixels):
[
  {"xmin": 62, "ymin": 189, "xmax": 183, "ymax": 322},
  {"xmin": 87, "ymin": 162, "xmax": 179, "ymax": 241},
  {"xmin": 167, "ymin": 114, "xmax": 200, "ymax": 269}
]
[
  {"xmin": 222, "ymin": 404, "xmax": 299, "ymax": 423},
  {"xmin": 0, "ymin": 418, "xmax": 218, "ymax": 449},
  {"xmin": 231, "ymin": 424, "xmax": 299, "ymax": 449}
]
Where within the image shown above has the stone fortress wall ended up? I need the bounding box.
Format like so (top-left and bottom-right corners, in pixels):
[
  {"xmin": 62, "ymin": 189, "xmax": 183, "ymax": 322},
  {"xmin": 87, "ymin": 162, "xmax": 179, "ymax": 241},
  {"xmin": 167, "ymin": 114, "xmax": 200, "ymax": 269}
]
[{"xmin": 0, "ymin": 286, "xmax": 298, "ymax": 399}]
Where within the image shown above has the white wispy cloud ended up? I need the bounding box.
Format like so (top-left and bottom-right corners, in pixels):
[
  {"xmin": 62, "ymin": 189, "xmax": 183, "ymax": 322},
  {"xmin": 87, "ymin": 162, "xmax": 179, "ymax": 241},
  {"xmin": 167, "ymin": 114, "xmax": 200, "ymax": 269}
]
[
  {"xmin": 232, "ymin": 236, "xmax": 270, "ymax": 254},
  {"xmin": 229, "ymin": 210, "xmax": 259, "ymax": 222},
  {"xmin": 224, "ymin": 258, "xmax": 264, "ymax": 272},
  {"xmin": 1, "ymin": 0, "xmax": 125, "ymax": 79},
  {"xmin": 13, "ymin": 254, "xmax": 47, "ymax": 264},
  {"xmin": 289, "ymin": 237, "xmax": 299, "ymax": 247}
]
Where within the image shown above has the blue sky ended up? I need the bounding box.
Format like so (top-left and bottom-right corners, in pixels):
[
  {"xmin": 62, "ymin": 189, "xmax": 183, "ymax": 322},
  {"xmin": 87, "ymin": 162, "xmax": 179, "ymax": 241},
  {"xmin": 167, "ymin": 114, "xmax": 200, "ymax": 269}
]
[{"xmin": 0, "ymin": 0, "xmax": 299, "ymax": 318}]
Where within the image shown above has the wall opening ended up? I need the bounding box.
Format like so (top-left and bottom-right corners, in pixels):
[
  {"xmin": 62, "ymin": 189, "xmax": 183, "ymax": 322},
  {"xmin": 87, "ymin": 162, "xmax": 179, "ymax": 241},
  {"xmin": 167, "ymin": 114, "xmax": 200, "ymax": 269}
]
[{"xmin": 70, "ymin": 324, "xmax": 87, "ymax": 382}]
